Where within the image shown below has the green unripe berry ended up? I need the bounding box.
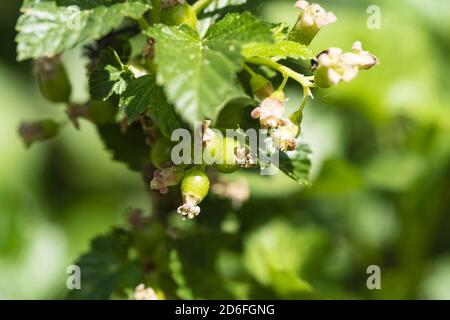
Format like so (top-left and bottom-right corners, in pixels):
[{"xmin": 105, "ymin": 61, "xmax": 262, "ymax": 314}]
[
  {"xmin": 88, "ymin": 98, "xmax": 118, "ymax": 125},
  {"xmin": 215, "ymin": 163, "xmax": 240, "ymax": 174},
  {"xmin": 36, "ymin": 58, "xmax": 72, "ymax": 103},
  {"xmin": 181, "ymin": 167, "xmax": 210, "ymax": 203},
  {"xmin": 177, "ymin": 167, "xmax": 210, "ymax": 219},
  {"xmin": 213, "ymin": 137, "xmax": 240, "ymax": 174},
  {"xmin": 151, "ymin": 137, "xmax": 175, "ymax": 169},
  {"xmin": 202, "ymin": 132, "xmax": 240, "ymax": 173},
  {"xmin": 161, "ymin": 3, "xmax": 197, "ymax": 29}
]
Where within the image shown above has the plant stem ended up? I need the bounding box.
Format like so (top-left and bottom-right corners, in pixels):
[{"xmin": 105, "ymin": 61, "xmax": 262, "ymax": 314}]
[
  {"xmin": 245, "ymin": 56, "xmax": 314, "ymax": 92},
  {"xmin": 243, "ymin": 63, "xmax": 257, "ymax": 77},
  {"xmin": 298, "ymin": 91, "xmax": 309, "ymax": 113},
  {"xmin": 138, "ymin": 17, "xmax": 149, "ymax": 30},
  {"xmin": 277, "ymin": 76, "xmax": 289, "ymax": 92},
  {"xmin": 112, "ymin": 50, "xmax": 125, "ymax": 69},
  {"xmin": 151, "ymin": 0, "xmax": 161, "ymax": 24},
  {"xmin": 192, "ymin": 0, "xmax": 214, "ymax": 14}
]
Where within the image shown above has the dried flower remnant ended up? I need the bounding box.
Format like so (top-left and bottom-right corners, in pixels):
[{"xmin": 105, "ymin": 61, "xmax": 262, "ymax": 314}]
[
  {"xmin": 125, "ymin": 208, "xmax": 148, "ymax": 230},
  {"xmin": 202, "ymin": 120, "xmax": 215, "ymax": 146},
  {"xmin": 177, "ymin": 194, "xmax": 202, "ymax": 220},
  {"xmin": 18, "ymin": 120, "xmax": 59, "ymax": 147},
  {"xmin": 151, "ymin": 166, "xmax": 184, "ymax": 194},
  {"xmin": 66, "ymin": 103, "xmax": 90, "ymax": 129},
  {"xmin": 161, "ymin": 0, "xmax": 185, "ymax": 9}
]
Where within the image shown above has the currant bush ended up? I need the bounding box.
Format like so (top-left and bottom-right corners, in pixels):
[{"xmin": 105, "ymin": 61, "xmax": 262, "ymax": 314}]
[{"xmin": 15, "ymin": 0, "xmax": 378, "ymax": 300}]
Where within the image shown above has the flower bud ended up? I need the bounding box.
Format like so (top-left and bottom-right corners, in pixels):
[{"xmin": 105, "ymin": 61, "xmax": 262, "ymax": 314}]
[
  {"xmin": 161, "ymin": 0, "xmax": 197, "ymax": 29},
  {"xmin": 35, "ymin": 56, "xmax": 72, "ymax": 103},
  {"xmin": 18, "ymin": 119, "xmax": 59, "ymax": 147},
  {"xmin": 288, "ymin": 1, "xmax": 337, "ymax": 45},
  {"xmin": 346, "ymin": 41, "xmax": 379, "ymax": 70},
  {"xmin": 250, "ymin": 74, "xmax": 274, "ymax": 100}
]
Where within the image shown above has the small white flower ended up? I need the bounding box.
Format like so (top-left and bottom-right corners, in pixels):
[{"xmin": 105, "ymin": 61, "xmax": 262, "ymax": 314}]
[
  {"xmin": 295, "ymin": 1, "xmax": 337, "ymax": 29},
  {"xmin": 134, "ymin": 284, "xmax": 158, "ymax": 300},
  {"xmin": 317, "ymin": 48, "xmax": 359, "ymax": 86},
  {"xmin": 271, "ymin": 119, "xmax": 300, "ymax": 152},
  {"xmin": 315, "ymin": 42, "xmax": 379, "ymax": 87},
  {"xmin": 251, "ymin": 91, "xmax": 285, "ymax": 129}
]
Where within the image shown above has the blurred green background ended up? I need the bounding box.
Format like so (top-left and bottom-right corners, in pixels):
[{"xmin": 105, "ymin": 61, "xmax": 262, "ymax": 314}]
[{"xmin": 1, "ymin": 0, "xmax": 450, "ymax": 299}]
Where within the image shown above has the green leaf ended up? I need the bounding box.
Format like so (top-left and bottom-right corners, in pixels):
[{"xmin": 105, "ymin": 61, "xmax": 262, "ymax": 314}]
[
  {"xmin": 362, "ymin": 151, "xmax": 426, "ymax": 192},
  {"xmin": 120, "ymin": 75, "xmax": 185, "ymax": 137},
  {"xmin": 169, "ymin": 233, "xmax": 236, "ymax": 299},
  {"xmin": 89, "ymin": 48, "xmax": 134, "ymax": 101},
  {"xmin": 204, "ymin": 12, "xmax": 273, "ymax": 62},
  {"xmin": 97, "ymin": 122, "xmax": 150, "ymax": 171},
  {"xmin": 244, "ymin": 220, "xmax": 324, "ymax": 297},
  {"xmin": 197, "ymin": 0, "xmax": 248, "ymax": 36},
  {"xmin": 278, "ymin": 144, "xmax": 312, "ymax": 185},
  {"xmin": 271, "ymin": 23, "xmax": 290, "ymax": 41},
  {"xmin": 169, "ymin": 249, "xmax": 194, "ymax": 300},
  {"xmin": 67, "ymin": 228, "xmax": 144, "ymax": 300},
  {"xmin": 197, "ymin": 0, "xmax": 263, "ymax": 36},
  {"xmin": 147, "ymin": 91, "xmax": 186, "ymax": 139},
  {"xmin": 16, "ymin": 0, "xmax": 150, "ymax": 61},
  {"xmin": 120, "ymin": 75, "xmax": 157, "ymax": 122},
  {"xmin": 145, "ymin": 13, "xmax": 272, "ymax": 127},
  {"xmin": 242, "ymin": 40, "xmax": 314, "ymax": 61}
]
